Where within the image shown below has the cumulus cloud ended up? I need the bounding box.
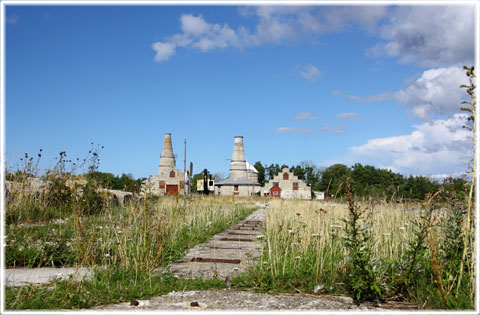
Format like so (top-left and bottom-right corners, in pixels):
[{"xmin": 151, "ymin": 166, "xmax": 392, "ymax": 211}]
[
  {"xmin": 345, "ymin": 114, "xmax": 472, "ymax": 177},
  {"xmin": 152, "ymin": 6, "xmax": 474, "ymax": 67},
  {"xmin": 295, "ymin": 112, "xmax": 320, "ymax": 120},
  {"xmin": 336, "ymin": 112, "xmax": 360, "ymax": 120},
  {"xmin": 152, "ymin": 42, "xmax": 176, "ymax": 62},
  {"xmin": 152, "ymin": 14, "xmax": 240, "ymax": 62},
  {"xmin": 152, "ymin": 6, "xmax": 388, "ymax": 62},
  {"xmin": 347, "ymin": 66, "xmax": 469, "ymax": 120},
  {"xmin": 369, "ymin": 6, "xmax": 475, "ymax": 67},
  {"xmin": 295, "ymin": 64, "xmax": 322, "ymax": 82}
]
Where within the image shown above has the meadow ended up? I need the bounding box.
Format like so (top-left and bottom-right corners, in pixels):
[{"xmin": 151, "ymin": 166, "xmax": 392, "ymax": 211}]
[{"xmin": 3, "ymin": 147, "xmax": 475, "ymax": 310}]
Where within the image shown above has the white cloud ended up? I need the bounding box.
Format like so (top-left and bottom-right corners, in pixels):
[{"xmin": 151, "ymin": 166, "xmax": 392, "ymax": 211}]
[
  {"xmin": 336, "ymin": 112, "xmax": 359, "ymax": 120},
  {"xmin": 295, "ymin": 112, "xmax": 320, "ymax": 120},
  {"xmin": 152, "ymin": 42, "xmax": 176, "ymax": 62},
  {"xmin": 6, "ymin": 15, "xmax": 20, "ymax": 24},
  {"xmin": 180, "ymin": 14, "xmax": 211, "ymax": 36},
  {"xmin": 322, "ymin": 123, "xmax": 346, "ymax": 134},
  {"xmin": 369, "ymin": 6, "xmax": 475, "ymax": 67},
  {"xmin": 276, "ymin": 127, "xmax": 315, "ymax": 134},
  {"xmin": 152, "ymin": 6, "xmax": 474, "ymax": 67},
  {"xmin": 346, "ymin": 66, "xmax": 469, "ymax": 120},
  {"xmin": 152, "ymin": 6, "xmax": 389, "ymax": 62},
  {"xmin": 296, "ymin": 64, "xmax": 322, "ymax": 82},
  {"xmin": 344, "ymin": 114, "xmax": 472, "ymax": 177}
]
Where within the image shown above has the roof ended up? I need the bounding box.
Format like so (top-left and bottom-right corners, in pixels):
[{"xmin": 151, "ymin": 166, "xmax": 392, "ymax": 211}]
[
  {"xmin": 215, "ymin": 177, "xmax": 260, "ymax": 186},
  {"xmin": 245, "ymin": 161, "xmax": 259, "ymax": 173}
]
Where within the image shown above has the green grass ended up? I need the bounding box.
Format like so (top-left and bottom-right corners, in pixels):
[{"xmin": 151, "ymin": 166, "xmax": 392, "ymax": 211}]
[{"xmin": 5, "ymin": 267, "xmax": 227, "ymax": 310}]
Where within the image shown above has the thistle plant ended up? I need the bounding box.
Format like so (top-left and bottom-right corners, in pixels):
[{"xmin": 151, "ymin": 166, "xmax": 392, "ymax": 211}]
[{"xmin": 342, "ymin": 178, "xmax": 382, "ymax": 303}]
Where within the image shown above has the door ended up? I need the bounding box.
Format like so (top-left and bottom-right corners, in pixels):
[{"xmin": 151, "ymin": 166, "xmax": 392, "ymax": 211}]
[{"xmin": 166, "ymin": 185, "xmax": 178, "ymax": 195}]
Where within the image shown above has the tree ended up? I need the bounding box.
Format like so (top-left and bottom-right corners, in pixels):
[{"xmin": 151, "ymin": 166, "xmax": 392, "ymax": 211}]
[{"xmin": 253, "ymin": 161, "xmax": 266, "ymax": 186}]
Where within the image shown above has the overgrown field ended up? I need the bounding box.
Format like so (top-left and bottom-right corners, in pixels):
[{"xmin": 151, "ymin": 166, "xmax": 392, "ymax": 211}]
[{"xmin": 235, "ymin": 191, "xmax": 475, "ymax": 309}]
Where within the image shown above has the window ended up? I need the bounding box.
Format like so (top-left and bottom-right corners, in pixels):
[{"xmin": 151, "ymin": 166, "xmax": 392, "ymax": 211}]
[
  {"xmin": 159, "ymin": 181, "xmax": 165, "ymax": 189},
  {"xmin": 209, "ymin": 180, "xmax": 214, "ymax": 186},
  {"xmin": 273, "ymin": 191, "xmax": 278, "ymax": 196},
  {"xmin": 170, "ymin": 171, "xmax": 176, "ymax": 178},
  {"xmin": 293, "ymin": 182, "xmax": 299, "ymax": 191},
  {"xmin": 234, "ymin": 185, "xmax": 239, "ymax": 191},
  {"xmin": 283, "ymin": 173, "xmax": 289, "ymax": 180},
  {"xmin": 273, "ymin": 182, "xmax": 279, "ymax": 187},
  {"xmin": 180, "ymin": 181, "xmax": 184, "ymax": 189}
]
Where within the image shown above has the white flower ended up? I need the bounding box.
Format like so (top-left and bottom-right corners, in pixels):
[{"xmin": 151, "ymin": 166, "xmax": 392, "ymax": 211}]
[
  {"xmin": 291, "ymin": 242, "xmax": 299, "ymax": 247},
  {"xmin": 294, "ymin": 256, "xmax": 301, "ymax": 260},
  {"xmin": 104, "ymin": 253, "xmax": 111, "ymax": 257},
  {"xmin": 205, "ymin": 221, "xmax": 212, "ymax": 227},
  {"xmin": 314, "ymin": 284, "xmax": 324, "ymax": 293},
  {"xmin": 383, "ymin": 233, "xmax": 391, "ymax": 236},
  {"xmin": 256, "ymin": 235, "xmax": 264, "ymax": 239},
  {"xmin": 399, "ymin": 227, "xmax": 406, "ymax": 230},
  {"xmin": 288, "ymin": 229, "xmax": 294, "ymax": 234},
  {"xmin": 330, "ymin": 224, "xmax": 342, "ymax": 229}
]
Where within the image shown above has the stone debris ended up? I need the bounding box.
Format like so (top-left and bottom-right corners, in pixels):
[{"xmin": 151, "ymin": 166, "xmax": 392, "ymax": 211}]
[{"xmin": 169, "ymin": 203, "xmax": 267, "ymax": 280}]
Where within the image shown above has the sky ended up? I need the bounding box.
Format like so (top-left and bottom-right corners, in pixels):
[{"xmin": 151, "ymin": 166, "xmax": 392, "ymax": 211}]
[{"xmin": 4, "ymin": 1, "xmax": 478, "ymax": 180}]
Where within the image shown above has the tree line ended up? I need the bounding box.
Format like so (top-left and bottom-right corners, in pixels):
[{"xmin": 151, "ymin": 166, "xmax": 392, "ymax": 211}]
[{"xmin": 253, "ymin": 161, "xmax": 468, "ymax": 201}]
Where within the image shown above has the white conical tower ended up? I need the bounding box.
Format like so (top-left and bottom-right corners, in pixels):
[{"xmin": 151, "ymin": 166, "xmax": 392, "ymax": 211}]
[
  {"xmin": 229, "ymin": 136, "xmax": 248, "ymax": 178},
  {"xmin": 159, "ymin": 133, "xmax": 176, "ymax": 174}
]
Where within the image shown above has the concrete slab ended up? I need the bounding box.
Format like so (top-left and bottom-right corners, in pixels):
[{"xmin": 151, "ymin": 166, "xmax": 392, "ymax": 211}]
[
  {"xmin": 4, "ymin": 267, "xmax": 92, "ymax": 287},
  {"xmin": 93, "ymin": 289, "xmax": 381, "ymax": 311},
  {"xmin": 169, "ymin": 204, "xmax": 267, "ymax": 280}
]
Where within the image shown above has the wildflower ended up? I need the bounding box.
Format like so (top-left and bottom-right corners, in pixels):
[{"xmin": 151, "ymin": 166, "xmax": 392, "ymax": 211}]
[
  {"xmin": 288, "ymin": 229, "xmax": 294, "ymax": 234},
  {"xmin": 294, "ymin": 256, "xmax": 301, "ymax": 260},
  {"xmin": 66, "ymin": 242, "xmax": 72, "ymax": 247},
  {"xmin": 291, "ymin": 242, "xmax": 299, "ymax": 247},
  {"xmin": 330, "ymin": 224, "xmax": 342, "ymax": 229},
  {"xmin": 205, "ymin": 221, "xmax": 212, "ymax": 227},
  {"xmin": 256, "ymin": 235, "xmax": 264, "ymax": 239},
  {"xmin": 263, "ymin": 262, "xmax": 268, "ymax": 265},
  {"xmin": 311, "ymin": 233, "xmax": 321, "ymax": 237},
  {"xmin": 314, "ymin": 284, "xmax": 324, "ymax": 293},
  {"xmin": 383, "ymin": 233, "xmax": 391, "ymax": 236},
  {"xmin": 104, "ymin": 253, "xmax": 111, "ymax": 257},
  {"xmin": 399, "ymin": 227, "xmax": 406, "ymax": 230}
]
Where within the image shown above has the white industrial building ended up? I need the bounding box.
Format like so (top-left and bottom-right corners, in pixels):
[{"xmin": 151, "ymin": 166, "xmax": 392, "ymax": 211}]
[
  {"xmin": 263, "ymin": 167, "xmax": 311, "ymax": 199},
  {"xmin": 142, "ymin": 133, "xmax": 186, "ymax": 196},
  {"xmin": 215, "ymin": 136, "xmax": 261, "ymax": 197}
]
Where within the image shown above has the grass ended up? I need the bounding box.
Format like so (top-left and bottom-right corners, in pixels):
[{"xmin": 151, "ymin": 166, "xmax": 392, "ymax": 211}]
[
  {"xmin": 5, "ymin": 266, "xmax": 227, "ymax": 310},
  {"xmin": 5, "ymin": 192, "xmax": 259, "ymax": 310},
  {"xmin": 234, "ymin": 198, "xmax": 474, "ymax": 309},
  {"xmin": 5, "ymin": 184, "xmax": 474, "ymax": 310}
]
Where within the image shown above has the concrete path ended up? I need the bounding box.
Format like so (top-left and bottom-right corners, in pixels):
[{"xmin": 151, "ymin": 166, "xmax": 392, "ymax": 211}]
[
  {"xmin": 4, "ymin": 267, "xmax": 92, "ymax": 287},
  {"xmin": 93, "ymin": 289, "xmax": 382, "ymax": 311},
  {"xmin": 169, "ymin": 202, "xmax": 267, "ymax": 280}
]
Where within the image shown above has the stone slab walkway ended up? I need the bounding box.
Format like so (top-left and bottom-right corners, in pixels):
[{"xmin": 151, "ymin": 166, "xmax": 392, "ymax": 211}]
[
  {"xmin": 4, "ymin": 267, "xmax": 92, "ymax": 287},
  {"xmin": 169, "ymin": 202, "xmax": 267, "ymax": 280}
]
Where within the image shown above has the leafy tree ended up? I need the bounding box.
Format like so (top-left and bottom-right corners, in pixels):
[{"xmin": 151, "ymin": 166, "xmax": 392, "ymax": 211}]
[{"xmin": 254, "ymin": 161, "xmax": 266, "ymax": 186}]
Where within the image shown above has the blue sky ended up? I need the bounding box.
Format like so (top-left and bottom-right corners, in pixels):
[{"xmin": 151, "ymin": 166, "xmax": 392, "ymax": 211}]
[{"xmin": 4, "ymin": 3, "xmax": 477, "ymax": 180}]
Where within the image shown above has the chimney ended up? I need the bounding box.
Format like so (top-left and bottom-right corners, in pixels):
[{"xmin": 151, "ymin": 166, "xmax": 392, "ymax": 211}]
[
  {"xmin": 229, "ymin": 136, "xmax": 248, "ymax": 178},
  {"xmin": 159, "ymin": 133, "xmax": 176, "ymax": 173}
]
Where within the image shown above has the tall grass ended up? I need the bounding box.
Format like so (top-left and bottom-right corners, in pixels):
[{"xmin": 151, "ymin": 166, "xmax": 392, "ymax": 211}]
[
  {"xmin": 6, "ymin": 195, "xmax": 257, "ymax": 272},
  {"xmin": 238, "ymin": 197, "xmax": 473, "ymax": 309}
]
